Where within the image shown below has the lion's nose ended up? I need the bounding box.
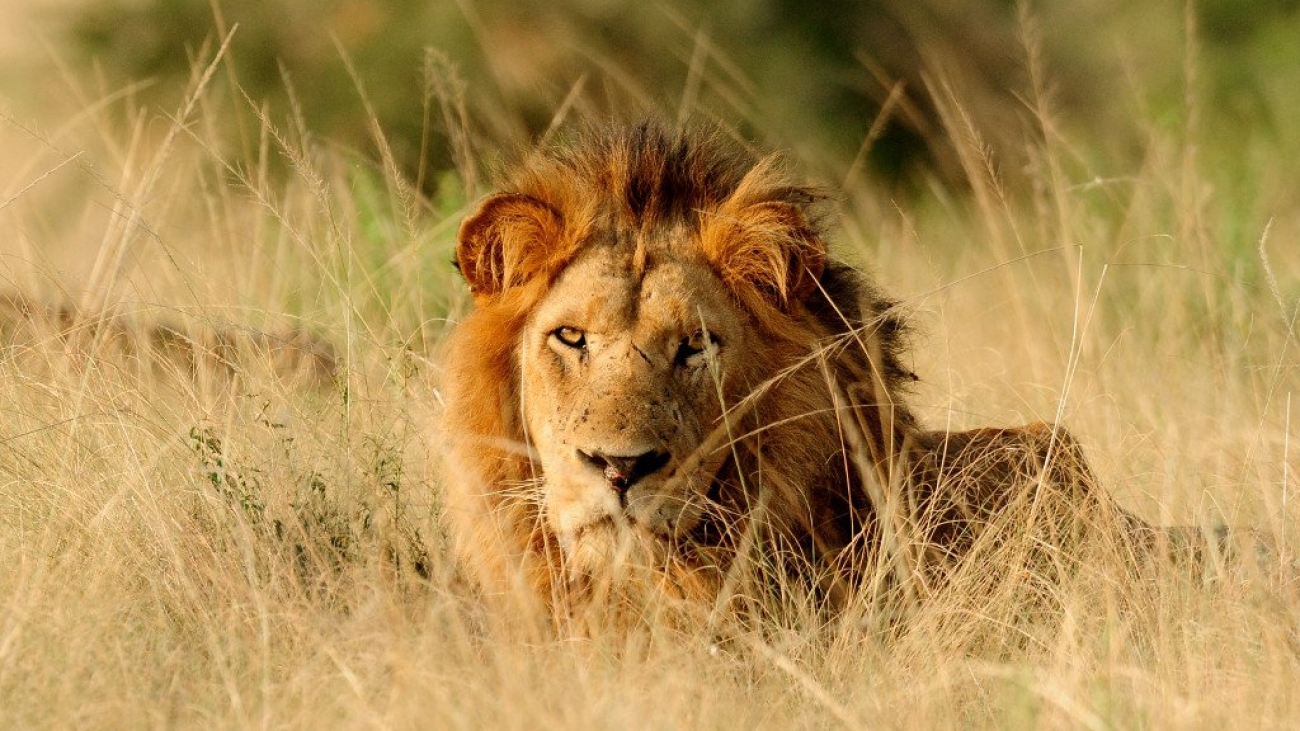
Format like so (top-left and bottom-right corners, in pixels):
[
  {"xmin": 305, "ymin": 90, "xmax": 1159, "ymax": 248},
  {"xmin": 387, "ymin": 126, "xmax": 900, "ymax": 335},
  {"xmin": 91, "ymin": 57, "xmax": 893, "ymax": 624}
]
[{"xmin": 577, "ymin": 448, "xmax": 671, "ymax": 492}]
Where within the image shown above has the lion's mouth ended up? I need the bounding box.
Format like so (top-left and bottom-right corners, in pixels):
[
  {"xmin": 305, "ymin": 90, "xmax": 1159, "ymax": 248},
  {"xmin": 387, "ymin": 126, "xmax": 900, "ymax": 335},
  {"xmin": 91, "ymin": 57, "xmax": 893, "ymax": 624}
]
[
  {"xmin": 563, "ymin": 513, "xmax": 667, "ymax": 550},
  {"xmin": 546, "ymin": 458, "xmax": 724, "ymax": 576},
  {"xmin": 557, "ymin": 490, "xmax": 720, "ymax": 577}
]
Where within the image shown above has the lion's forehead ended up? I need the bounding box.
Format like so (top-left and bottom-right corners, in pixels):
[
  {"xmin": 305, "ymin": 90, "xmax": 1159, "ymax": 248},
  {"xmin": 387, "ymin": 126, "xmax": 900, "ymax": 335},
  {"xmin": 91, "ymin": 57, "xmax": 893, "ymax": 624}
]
[{"xmin": 532, "ymin": 244, "xmax": 743, "ymax": 342}]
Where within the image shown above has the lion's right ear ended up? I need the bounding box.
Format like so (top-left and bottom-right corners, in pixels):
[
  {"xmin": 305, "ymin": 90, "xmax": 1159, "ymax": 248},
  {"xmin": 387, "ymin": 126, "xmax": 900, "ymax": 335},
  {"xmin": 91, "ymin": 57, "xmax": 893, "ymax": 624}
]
[
  {"xmin": 456, "ymin": 194, "xmax": 565, "ymax": 297},
  {"xmin": 700, "ymin": 199, "xmax": 826, "ymax": 314}
]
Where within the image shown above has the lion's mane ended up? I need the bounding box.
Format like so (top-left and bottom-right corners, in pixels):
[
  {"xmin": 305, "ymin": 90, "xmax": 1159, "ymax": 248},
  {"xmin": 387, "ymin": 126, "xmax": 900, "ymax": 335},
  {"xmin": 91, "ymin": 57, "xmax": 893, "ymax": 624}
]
[{"xmin": 440, "ymin": 123, "xmax": 930, "ymax": 617}]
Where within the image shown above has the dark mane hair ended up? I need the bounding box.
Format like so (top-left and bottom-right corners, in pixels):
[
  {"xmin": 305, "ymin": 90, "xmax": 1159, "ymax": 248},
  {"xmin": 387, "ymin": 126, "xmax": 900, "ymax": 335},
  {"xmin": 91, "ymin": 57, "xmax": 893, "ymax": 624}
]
[{"xmin": 508, "ymin": 123, "xmax": 768, "ymax": 226}]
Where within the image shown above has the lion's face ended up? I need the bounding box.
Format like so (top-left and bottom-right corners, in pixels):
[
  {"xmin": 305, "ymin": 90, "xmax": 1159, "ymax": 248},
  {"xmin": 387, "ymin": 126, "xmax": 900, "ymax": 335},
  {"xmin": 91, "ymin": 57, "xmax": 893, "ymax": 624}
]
[
  {"xmin": 444, "ymin": 125, "xmax": 855, "ymax": 607},
  {"xmin": 522, "ymin": 242, "xmax": 748, "ymax": 573}
]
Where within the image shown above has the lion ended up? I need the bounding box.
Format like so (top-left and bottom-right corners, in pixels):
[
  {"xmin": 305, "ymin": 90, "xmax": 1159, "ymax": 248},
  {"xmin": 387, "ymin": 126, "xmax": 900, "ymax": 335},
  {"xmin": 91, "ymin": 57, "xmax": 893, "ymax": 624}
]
[{"xmin": 439, "ymin": 122, "xmax": 1224, "ymax": 629}]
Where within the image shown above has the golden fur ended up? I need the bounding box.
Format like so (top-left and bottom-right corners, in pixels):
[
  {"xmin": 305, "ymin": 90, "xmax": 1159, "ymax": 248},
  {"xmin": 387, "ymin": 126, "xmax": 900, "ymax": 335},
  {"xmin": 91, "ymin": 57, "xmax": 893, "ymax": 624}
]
[{"xmin": 440, "ymin": 123, "xmax": 1194, "ymax": 627}]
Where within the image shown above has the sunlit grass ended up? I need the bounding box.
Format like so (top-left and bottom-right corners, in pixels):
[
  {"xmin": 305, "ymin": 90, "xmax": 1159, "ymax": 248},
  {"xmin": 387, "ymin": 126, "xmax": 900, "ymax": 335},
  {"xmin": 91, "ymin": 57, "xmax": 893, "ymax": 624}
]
[{"xmin": 1, "ymin": 6, "xmax": 1298, "ymax": 729}]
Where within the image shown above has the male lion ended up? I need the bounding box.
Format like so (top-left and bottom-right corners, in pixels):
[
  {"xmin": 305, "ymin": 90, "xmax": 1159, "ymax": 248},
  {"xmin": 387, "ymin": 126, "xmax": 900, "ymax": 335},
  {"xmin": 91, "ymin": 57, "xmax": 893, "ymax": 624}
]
[{"xmin": 440, "ymin": 123, "xmax": 1213, "ymax": 627}]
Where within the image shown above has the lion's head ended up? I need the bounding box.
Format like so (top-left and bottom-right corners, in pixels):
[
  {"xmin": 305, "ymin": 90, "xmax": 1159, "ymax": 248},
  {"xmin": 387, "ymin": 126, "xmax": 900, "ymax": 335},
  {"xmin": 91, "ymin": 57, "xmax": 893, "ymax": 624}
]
[{"xmin": 441, "ymin": 123, "xmax": 917, "ymax": 619}]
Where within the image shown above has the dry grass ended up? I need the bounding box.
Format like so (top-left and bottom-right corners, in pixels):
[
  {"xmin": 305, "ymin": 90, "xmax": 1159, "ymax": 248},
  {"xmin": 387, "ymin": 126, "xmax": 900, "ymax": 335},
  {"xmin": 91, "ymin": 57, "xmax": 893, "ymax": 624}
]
[{"xmin": 2, "ymin": 12, "xmax": 1299, "ymax": 731}]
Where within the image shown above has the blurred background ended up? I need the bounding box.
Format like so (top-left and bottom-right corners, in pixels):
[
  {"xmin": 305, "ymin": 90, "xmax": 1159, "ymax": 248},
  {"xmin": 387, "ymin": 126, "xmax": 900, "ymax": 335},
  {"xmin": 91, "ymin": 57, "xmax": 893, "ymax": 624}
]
[{"xmin": 3, "ymin": 0, "xmax": 1298, "ymax": 202}]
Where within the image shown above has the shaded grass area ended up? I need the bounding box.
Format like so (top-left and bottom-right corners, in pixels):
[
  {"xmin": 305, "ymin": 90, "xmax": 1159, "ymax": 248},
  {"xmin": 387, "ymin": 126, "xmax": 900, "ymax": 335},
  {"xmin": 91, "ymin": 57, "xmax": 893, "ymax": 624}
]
[{"xmin": 1, "ymin": 5, "xmax": 1299, "ymax": 729}]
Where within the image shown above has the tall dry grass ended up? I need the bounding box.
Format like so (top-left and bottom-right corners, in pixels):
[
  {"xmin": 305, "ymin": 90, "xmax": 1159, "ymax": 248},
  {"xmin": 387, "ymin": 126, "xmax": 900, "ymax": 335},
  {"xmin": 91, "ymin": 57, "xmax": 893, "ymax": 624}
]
[{"xmin": 2, "ymin": 14, "xmax": 1299, "ymax": 731}]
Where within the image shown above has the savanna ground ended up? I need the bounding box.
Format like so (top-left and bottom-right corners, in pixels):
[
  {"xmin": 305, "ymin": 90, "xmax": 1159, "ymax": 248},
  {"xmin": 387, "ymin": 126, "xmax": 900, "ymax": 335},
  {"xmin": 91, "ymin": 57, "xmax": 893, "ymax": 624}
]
[{"xmin": 1, "ymin": 0, "xmax": 1299, "ymax": 728}]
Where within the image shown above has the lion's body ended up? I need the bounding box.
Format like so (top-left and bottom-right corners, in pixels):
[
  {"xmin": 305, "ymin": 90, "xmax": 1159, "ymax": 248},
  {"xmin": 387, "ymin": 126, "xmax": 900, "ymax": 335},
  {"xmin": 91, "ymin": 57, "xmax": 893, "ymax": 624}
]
[{"xmin": 441, "ymin": 123, "xmax": 1174, "ymax": 626}]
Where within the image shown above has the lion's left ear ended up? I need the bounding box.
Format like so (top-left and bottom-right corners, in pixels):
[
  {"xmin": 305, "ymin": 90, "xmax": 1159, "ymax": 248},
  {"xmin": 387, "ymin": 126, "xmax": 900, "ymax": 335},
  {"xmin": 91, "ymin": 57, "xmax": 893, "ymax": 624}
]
[
  {"xmin": 700, "ymin": 199, "xmax": 826, "ymax": 312},
  {"xmin": 456, "ymin": 193, "xmax": 565, "ymax": 297}
]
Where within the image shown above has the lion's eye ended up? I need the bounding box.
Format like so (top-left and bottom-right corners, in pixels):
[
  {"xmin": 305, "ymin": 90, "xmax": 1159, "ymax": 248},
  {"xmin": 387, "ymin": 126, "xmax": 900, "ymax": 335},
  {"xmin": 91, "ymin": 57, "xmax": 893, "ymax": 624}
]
[
  {"xmin": 552, "ymin": 327, "xmax": 587, "ymax": 349},
  {"xmin": 676, "ymin": 330, "xmax": 717, "ymax": 366}
]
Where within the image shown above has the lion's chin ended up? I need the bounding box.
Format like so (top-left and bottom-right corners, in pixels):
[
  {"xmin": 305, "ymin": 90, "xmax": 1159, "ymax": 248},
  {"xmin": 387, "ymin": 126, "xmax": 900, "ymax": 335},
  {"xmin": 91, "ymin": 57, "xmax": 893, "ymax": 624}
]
[
  {"xmin": 561, "ymin": 518, "xmax": 668, "ymax": 579},
  {"xmin": 556, "ymin": 517, "xmax": 724, "ymax": 627}
]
